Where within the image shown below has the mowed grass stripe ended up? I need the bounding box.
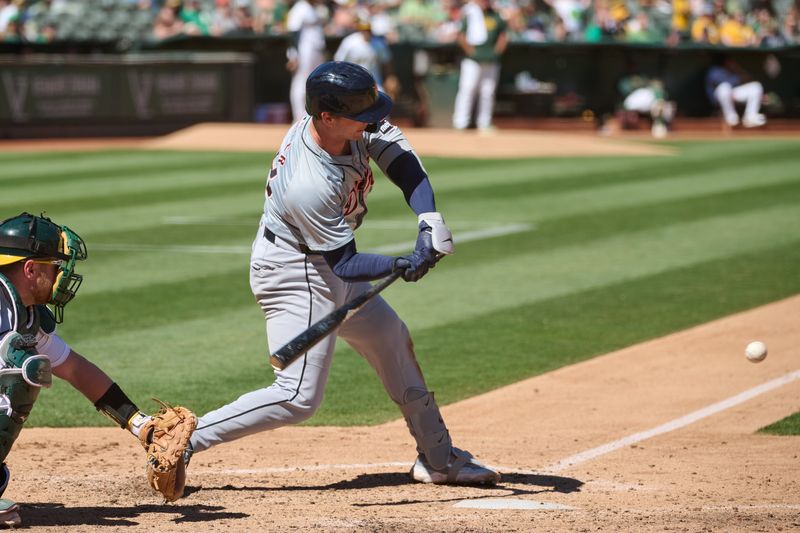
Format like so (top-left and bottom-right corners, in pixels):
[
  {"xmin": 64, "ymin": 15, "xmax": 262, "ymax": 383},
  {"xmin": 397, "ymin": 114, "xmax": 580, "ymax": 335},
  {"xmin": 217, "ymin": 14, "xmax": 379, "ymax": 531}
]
[
  {"xmin": 0, "ymin": 160, "xmax": 267, "ymax": 209},
  {"xmin": 382, "ymin": 203, "xmax": 800, "ymax": 331},
  {"xmin": 25, "ymin": 141, "xmax": 798, "ymax": 244},
  {"xmin": 382, "ymin": 153, "xmax": 800, "ymax": 220},
  {"xmin": 59, "ymin": 202, "xmax": 798, "ymax": 347},
  {"xmin": 420, "ymin": 139, "xmax": 800, "ymax": 195},
  {"xmin": 0, "ymin": 150, "xmax": 265, "ymax": 186},
  {"xmin": 70, "ymin": 177, "xmax": 800, "ymax": 297},
  {"xmin": 450, "ymin": 179, "xmax": 800, "ymax": 264},
  {"xmin": 33, "ymin": 239, "xmax": 800, "ymax": 427}
]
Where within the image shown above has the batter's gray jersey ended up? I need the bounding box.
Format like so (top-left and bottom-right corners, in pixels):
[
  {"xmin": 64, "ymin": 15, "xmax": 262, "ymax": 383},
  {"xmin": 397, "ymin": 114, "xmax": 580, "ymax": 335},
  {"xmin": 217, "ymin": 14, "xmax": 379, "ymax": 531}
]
[{"xmin": 262, "ymin": 117, "xmax": 423, "ymax": 251}]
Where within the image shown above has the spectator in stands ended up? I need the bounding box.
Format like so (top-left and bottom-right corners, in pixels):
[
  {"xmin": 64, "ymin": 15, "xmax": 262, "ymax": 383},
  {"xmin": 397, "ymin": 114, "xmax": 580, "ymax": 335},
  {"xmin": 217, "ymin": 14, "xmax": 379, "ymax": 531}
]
[
  {"xmin": 0, "ymin": 0, "xmax": 18, "ymax": 36},
  {"xmin": 781, "ymin": 6, "xmax": 799, "ymax": 43},
  {"xmin": 452, "ymin": 0, "xmax": 508, "ymax": 132},
  {"xmin": 396, "ymin": 0, "xmax": 446, "ymax": 41},
  {"xmin": 328, "ymin": 0, "xmax": 357, "ymax": 37},
  {"xmin": 705, "ymin": 54, "xmax": 767, "ymax": 128},
  {"xmin": 210, "ymin": 0, "xmax": 239, "ymax": 35},
  {"xmin": 669, "ymin": 0, "xmax": 692, "ymax": 43},
  {"xmin": 691, "ymin": 3, "xmax": 720, "ymax": 43},
  {"xmin": 719, "ymin": 9, "xmax": 757, "ymax": 46},
  {"xmin": 152, "ymin": 5, "xmax": 184, "ymax": 40},
  {"xmin": 252, "ymin": 0, "xmax": 288, "ymax": 34},
  {"xmin": 286, "ymin": 0, "xmax": 327, "ymax": 121},
  {"xmin": 233, "ymin": 4, "xmax": 255, "ymax": 34},
  {"xmin": 510, "ymin": 0, "xmax": 550, "ymax": 42},
  {"xmin": 365, "ymin": 0, "xmax": 398, "ymax": 43},
  {"xmin": 585, "ymin": 0, "xmax": 621, "ymax": 42},
  {"xmin": 180, "ymin": 0, "xmax": 211, "ymax": 35},
  {"xmin": 431, "ymin": 0, "xmax": 462, "ymax": 43},
  {"xmin": 754, "ymin": 8, "xmax": 787, "ymax": 46},
  {"xmin": 623, "ymin": 11, "xmax": 663, "ymax": 42},
  {"xmin": 543, "ymin": 0, "xmax": 591, "ymax": 40}
]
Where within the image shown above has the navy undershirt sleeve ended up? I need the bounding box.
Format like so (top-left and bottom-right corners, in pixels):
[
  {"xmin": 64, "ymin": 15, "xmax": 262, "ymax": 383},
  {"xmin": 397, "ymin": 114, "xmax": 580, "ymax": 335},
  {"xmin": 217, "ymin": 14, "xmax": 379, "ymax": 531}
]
[
  {"xmin": 322, "ymin": 239, "xmax": 396, "ymax": 282},
  {"xmin": 385, "ymin": 152, "xmax": 436, "ymax": 214}
]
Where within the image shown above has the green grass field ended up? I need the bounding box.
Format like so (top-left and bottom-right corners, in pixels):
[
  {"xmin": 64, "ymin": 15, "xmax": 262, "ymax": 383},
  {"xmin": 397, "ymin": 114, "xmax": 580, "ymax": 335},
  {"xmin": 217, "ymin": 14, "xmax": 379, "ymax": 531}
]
[
  {"xmin": 2, "ymin": 138, "xmax": 799, "ymax": 427},
  {"xmin": 760, "ymin": 412, "xmax": 800, "ymax": 435}
]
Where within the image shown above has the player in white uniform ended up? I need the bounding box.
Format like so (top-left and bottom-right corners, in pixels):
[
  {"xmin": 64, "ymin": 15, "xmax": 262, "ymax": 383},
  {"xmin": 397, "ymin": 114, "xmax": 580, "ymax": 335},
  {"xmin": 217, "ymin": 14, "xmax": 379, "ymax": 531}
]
[
  {"xmin": 0, "ymin": 213, "xmax": 158, "ymax": 526},
  {"xmin": 187, "ymin": 61, "xmax": 500, "ymax": 486},
  {"xmin": 286, "ymin": 0, "xmax": 327, "ymax": 122}
]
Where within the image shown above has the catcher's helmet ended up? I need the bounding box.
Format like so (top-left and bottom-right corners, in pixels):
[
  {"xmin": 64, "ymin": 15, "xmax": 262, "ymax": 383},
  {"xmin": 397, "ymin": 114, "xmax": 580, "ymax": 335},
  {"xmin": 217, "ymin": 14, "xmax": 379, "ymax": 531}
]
[
  {"xmin": 0, "ymin": 212, "xmax": 87, "ymax": 322},
  {"xmin": 305, "ymin": 61, "xmax": 393, "ymax": 124}
]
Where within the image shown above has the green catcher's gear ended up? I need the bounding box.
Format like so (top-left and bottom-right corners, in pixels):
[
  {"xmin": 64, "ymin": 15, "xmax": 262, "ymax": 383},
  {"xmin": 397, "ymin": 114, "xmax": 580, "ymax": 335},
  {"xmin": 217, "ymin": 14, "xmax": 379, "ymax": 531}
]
[
  {"xmin": 0, "ymin": 331, "xmax": 51, "ymax": 464},
  {"xmin": 0, "ymin": 212, "xmax": 87, "ymax": 323},
  {"xmin": 0, "ymin": 275, "xmax": 52, "ymax": 464}
]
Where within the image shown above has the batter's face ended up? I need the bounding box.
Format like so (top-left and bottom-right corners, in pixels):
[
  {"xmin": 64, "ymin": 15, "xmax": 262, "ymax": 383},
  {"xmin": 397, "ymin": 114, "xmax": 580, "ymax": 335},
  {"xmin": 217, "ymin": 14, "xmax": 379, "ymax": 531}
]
[{"xmin": 332, "ymin": 116, "xmax": 370, "ymax": 141}]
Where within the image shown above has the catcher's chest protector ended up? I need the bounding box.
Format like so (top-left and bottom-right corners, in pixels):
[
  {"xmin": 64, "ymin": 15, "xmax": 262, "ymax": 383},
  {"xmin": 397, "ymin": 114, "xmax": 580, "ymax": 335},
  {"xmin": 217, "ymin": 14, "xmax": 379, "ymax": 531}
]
[{"xmin": 0, "ymin": 274, "xmax": 52, "ymax": 463}]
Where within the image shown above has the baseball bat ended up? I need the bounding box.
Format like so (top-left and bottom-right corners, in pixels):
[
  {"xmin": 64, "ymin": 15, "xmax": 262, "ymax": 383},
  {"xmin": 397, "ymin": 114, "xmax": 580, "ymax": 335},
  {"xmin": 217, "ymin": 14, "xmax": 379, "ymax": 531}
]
[{"xmin": 269, "ymin": 269, "xmax": 404, "ymax": 371}]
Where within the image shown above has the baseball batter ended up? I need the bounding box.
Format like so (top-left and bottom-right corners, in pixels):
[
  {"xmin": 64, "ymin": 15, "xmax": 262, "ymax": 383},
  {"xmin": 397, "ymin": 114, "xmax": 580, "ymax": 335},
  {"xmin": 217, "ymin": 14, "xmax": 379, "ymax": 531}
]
[
  {"xmin": 0, "ymin": 213, "xmax": 193, "ymax": 525},
  {"xmin": 188, "ymin": 61, "xmax": 500, "ymax": 485}
]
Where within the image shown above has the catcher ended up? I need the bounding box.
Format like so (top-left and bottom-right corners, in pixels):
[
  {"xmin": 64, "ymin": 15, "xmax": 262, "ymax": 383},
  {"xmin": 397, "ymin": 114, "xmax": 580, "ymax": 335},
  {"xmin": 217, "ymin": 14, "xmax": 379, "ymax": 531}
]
[{"xmin": 0, "ymin": 212, "xmax": 195, "ymax": 527}]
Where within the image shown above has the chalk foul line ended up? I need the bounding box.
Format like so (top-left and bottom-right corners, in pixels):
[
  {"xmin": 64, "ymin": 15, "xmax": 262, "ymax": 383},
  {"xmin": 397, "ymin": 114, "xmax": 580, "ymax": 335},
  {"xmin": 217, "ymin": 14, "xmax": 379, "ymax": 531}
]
[{"xmin": 541, "ymin": 369, "xmax": 800, "ymax": 474}]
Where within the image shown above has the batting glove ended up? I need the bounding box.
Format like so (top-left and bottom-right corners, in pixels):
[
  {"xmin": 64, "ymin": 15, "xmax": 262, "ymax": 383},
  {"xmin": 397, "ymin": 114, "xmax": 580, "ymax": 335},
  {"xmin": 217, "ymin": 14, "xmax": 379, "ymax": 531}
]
[
  {"xmin": 394, "ymin": 252, "xmax": 430, "ymax": 282},
  {"xmin": 418, "ymin": 212, "xmax": 454, "ymax": 256}
]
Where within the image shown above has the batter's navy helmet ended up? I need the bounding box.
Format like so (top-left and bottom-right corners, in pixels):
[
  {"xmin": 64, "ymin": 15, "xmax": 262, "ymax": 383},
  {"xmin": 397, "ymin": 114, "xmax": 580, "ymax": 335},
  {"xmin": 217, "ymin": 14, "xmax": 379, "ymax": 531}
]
[{"xmin": 305, "ymin": 61, "xmax": 393, "ymax": 124}]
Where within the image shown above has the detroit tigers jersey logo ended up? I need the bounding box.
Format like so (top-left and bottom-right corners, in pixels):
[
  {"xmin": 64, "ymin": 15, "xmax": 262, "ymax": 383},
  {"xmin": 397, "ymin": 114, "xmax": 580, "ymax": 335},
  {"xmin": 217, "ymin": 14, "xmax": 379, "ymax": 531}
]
[{"xmin": 343, "ymin": 166, "xmax": 374, "ymax": 219}]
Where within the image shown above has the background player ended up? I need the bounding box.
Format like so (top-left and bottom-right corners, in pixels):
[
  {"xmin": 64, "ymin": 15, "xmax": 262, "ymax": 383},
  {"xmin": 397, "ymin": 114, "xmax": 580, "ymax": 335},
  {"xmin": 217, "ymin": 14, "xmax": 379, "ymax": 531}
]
[
  {"xmin": 0, "ymin": 213, "xmax": 162, "ymax": 526},
  {"xmin": 286, "ymin": 0, "xmax": 327, "ymax": 122},
  {"xmin": 186, "ymin": 61, "xmax": 500, "ymax": 486},
  {"xmin": 452, "ymin": 0, "xmax": 508, "ymax": 132}
]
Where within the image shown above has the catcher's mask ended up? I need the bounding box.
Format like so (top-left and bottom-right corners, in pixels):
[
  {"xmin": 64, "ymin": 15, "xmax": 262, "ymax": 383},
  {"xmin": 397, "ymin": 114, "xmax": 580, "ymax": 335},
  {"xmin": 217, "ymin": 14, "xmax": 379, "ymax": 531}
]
[{"xmin": 0, "ymin": 212, "xmax": 87, "ymax": 322}]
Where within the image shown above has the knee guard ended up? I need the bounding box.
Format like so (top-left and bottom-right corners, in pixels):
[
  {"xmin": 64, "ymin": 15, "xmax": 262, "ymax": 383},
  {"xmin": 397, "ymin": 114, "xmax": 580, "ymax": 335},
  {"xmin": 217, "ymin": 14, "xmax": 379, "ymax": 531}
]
[
  {"xmin": 0, "ymin": 332, "xmax": 51, "ymax": 464},
  {"xmin": 399, "ymin": 389, "xmax": 452, "ymax": 470}
]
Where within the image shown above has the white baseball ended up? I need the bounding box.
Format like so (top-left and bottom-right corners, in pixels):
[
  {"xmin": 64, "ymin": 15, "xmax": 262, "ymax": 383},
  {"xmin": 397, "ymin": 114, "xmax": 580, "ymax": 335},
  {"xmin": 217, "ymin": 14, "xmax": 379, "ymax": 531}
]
[{"xmin": 745, "ymin": 341, "xmax": 767, "ymax": 363}]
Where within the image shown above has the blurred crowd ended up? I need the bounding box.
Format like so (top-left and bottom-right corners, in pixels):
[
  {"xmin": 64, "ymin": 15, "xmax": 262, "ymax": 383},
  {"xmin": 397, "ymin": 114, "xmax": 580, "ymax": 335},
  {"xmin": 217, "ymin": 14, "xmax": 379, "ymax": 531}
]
[{"xmin": 0, "ymin": 0, "xmax": 798, "ymax": 47}]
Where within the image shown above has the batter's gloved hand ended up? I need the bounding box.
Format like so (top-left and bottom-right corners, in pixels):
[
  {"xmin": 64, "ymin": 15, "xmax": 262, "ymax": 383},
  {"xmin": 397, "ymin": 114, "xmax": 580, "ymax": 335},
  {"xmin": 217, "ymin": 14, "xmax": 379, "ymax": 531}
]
[
  {"xmin": 394, "ymin": 252, "xmax": 430, "ymax": 282},
  {"xmin": 139, "ymin": 399, "xmax": 197, "ymax": 502},
  {"xmin": 417, "ymin": 212, "xmax": 454, "ymax": 256}
]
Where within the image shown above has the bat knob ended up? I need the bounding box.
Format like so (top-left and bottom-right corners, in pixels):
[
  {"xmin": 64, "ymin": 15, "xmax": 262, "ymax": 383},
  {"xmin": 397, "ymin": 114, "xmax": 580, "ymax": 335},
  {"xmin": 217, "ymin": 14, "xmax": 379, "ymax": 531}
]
[{"xmin": 270, "ymin": 355, "xmax": 285, "ymax": 371}]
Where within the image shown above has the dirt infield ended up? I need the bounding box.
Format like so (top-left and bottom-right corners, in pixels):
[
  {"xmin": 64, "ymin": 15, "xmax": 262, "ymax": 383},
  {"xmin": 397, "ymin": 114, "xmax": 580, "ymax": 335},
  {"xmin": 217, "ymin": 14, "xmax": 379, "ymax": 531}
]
[
  {"xmin": 3, "ymin": 125, "xmax": 799, "ymax": 531},
  {"xmin": 10, "ymin": 296, "xmax": 800, "ymax": 531}
]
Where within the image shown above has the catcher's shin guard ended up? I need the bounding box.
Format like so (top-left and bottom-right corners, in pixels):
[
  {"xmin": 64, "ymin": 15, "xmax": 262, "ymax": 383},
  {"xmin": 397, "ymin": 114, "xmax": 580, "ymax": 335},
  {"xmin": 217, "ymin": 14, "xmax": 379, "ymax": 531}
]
[{"xmin": 399, "ymin": 389, "xmax": 451, "ymax": 471}]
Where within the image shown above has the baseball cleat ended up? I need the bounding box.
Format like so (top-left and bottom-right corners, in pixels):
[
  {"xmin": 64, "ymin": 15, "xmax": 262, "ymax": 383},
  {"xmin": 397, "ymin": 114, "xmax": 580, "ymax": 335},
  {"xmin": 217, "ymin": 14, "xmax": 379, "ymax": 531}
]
[
  {"xmin": 411, "ymin": 447, "xmax": 500, "ymax": 485},
  {"xmin": 0, "ymin": 499, "xmax": 21, "ymax": 528},
  {"xmin": 742, "ymin": 114, "xmax": 766, "ymax": 128}
]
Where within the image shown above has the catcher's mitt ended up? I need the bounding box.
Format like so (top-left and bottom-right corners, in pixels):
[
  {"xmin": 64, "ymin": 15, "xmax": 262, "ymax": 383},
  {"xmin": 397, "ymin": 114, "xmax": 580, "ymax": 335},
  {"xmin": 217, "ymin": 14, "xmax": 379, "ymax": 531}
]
[{"xmin": 139, "ymin": 399, "xmax": 197, "ymax": 502}]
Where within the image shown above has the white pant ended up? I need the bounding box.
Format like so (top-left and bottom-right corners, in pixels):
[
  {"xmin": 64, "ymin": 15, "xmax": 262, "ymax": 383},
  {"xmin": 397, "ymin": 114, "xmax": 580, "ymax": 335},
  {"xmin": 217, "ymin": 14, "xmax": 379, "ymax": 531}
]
[
  {"xmin": 290, "ymin": 49, "xmax": 325, "ymax": 122},
  {"xmin": 452, "ymin": 58, "xmax": 500, "ymax": 130},
  {"xmin": 714, "ymin": 81, "xmax": 763, "ymax": 126},
  {"xmin": 190, "ymin": 225, "xmax": 429, "ymax": 452}
]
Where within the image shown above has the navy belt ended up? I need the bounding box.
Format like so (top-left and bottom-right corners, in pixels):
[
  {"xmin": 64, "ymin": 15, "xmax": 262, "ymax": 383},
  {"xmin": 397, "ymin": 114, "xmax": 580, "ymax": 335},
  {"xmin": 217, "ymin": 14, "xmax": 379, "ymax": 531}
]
[{"xmin": 264, "ymin": 227, "xmax": 319, "ymax": 255}]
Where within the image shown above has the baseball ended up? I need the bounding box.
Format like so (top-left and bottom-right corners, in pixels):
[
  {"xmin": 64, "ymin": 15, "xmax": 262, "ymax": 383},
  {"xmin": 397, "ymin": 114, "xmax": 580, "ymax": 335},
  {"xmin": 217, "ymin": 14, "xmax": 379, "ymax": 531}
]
[{"xmin": 745, "ymin": 341, "xmax": 767, "ymax": 363}]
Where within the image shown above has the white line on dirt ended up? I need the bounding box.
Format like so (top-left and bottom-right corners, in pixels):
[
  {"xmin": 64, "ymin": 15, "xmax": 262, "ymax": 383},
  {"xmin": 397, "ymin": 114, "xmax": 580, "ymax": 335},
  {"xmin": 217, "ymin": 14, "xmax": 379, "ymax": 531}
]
[
  {"xmin": 454, "ymin": 499, "xmax": 575, "ymax": 510},
  {"xmin": 214, "ymin": 462, "xmax": 409, "ymax": 475},
  {"xmin": 91, "ymin": 224, "xmax": 534, "ymax": 255},
  {"xmin": 542, "ymin": 369, "xmax": 800, "ymax": 473}
]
